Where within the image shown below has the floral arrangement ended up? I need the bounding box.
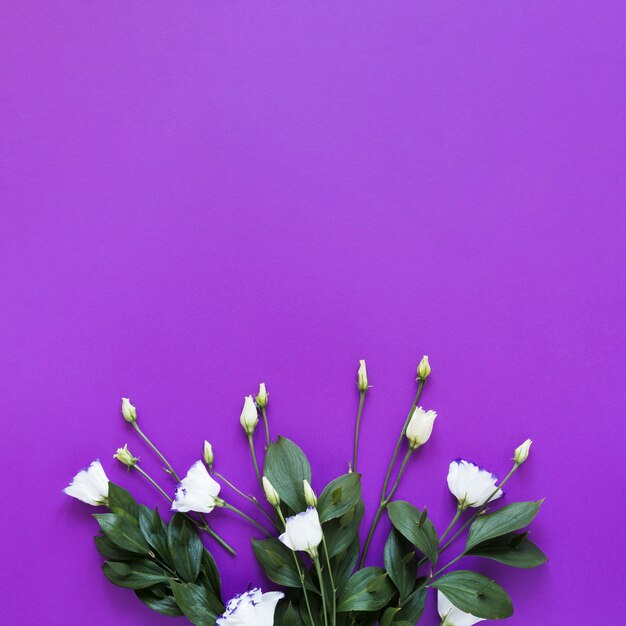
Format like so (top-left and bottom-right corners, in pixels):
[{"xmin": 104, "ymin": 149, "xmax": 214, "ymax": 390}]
[{"xmin": 65, "ymin": 357, "xmax": 546, "ymax": 625}]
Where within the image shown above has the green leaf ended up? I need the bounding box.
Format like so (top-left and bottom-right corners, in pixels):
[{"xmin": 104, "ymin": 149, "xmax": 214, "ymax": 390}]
[
  {"xmin": 264, "ymin": 437, "xmax": 312, "ymax": 512},
  {"xmin": 387, "ymin": 501, "xmax": 438, "ymax": 564},
  {"xmin": 102, "ymin": 559, "xmax": 169, "ymax": 589},
  {"xmin": 395, "ymin": 583, "xmax": 427, "ymax": 623},
  {"xmin": 275, "ymin": 601, "xmax": 305, "ymax": 626},
  {"xmin": 467, "ymin": 532, "xmax": 548, "ymax": 568},
  {"xmin": 252, "ymin": 538, "xmax": 316, "ymax": 591},
  {"xmin": 168, "ymin": 514, "xmax": 203, "ymax": 583},
  {"xmin": 337, "ymin": 567, "xmax": 396, "ymax": 612},
  {"xmin": 200, "ymin": 549, "xmax": 222, "ymax": 599},
  {"xmin": 136, "ymin": 586, "xmax": 183, "ymax": 616},
  {"xmin": 324, "ymin": 500, "xmax": 364, "ymax": 558},
  {"xmin": 94, "ymin": 513, "xmax": 150, "ymax": 555},
  {"xmin": 384, "ymin": 529, "xmax": 416, "ymax": 602},
  {"xmin": 139, "ymin": 506, "xmax": 170, "ymax": 561},
  {"xmin": 170, "ymin": 581, "xmax": 219, "ymax": 626},
  {"xmin": 431, "ymin": 570, "xmax": 513, "ymax": 619},
  {"xmin": 466, "ymin": 501, "xmax": 543, "ymax": 551},
  {"xmin": 94, "ymin": 535, "xmax": 136, "ymax": 561},
  {"xmin": 107, "ymin": 482, "xmax": 140, "ymax": 522},
  {"xmin": 333, "ymin": 539, "xmax": 360, "ymax": 592},
  {"xmin": 380, "ymin": 607, "xmax": 401, "ymax": 626},
  {"xmin": 318, "ymin": 473, "xmax": 362, "ymax": 523}
]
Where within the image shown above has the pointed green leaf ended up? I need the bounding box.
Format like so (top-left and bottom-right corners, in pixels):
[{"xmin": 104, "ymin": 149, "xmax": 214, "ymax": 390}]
[
  {"xmin": 318, "ymin": 473, "xmax": 362, "ymax": 523},
  {"xmin": 384, "ymin": 529, "xmax": 416, "ymax": 602},
  {"xmin": 170, "ymin": 581, "xmax": 218, "ymax": 626},
  {"xmin": 102, "ymin": 559, "xmax": 169, "ymax": 589},
  {"xmin": 167, "ymin": 514, "xmax": 203, "ymax": 583},
  {"xmin": 324, "ymin": 500, "xmax": 364, "ymax": 558},
  {"xmin": 252, "ymin": 538, "xmax": 316, "ymax": 591},
  {"xmin": 467, "ymin": 532, "xmax": 548, "ymax": 568},
  {"xmin": 337, "ymin": 567, "xmax": 395, "ymax": 612},
  {"xmin": 107, "ymin": 482, "xmax": 140, "ymax": 522},
  {"xmin": 264, "ymin": 437, "xmax": 312, "ymax": 512},
  {"xmin": 466, "ymin": 501, "xmax": 542, "ymax": 551},
  {"xmin": 94, "ymin": 513, "xmax": 150, "ymax": 555},
  {"xmin": 431, "ymin": 570, "xmax": 513, "ymax": 619},
  {"xmin": 396, "ymin": 584, "xmax": 427, "ymax": 623},
  {"xmin": 387, "ymin": 501, "xmax": 438, "ymax": 564},
  {"xmin": 135, "ymin": 587, "xmax": 183, "ymax": 616}
]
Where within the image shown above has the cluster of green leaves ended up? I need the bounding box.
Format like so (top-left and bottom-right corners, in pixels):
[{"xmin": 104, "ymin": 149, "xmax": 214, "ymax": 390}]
[
  {"xmin": 255, "ymin": 436, "xmax": 547, "ymax": 625},
  {"xmin": 94, "ymin": 482, "xmax": 223, "ymax": 626}
]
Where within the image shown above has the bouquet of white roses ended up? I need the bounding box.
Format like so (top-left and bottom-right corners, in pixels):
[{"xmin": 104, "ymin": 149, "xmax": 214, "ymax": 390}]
[{"xmin": 65, "ymin": 357, "xmax": 545, "ymax": 625}]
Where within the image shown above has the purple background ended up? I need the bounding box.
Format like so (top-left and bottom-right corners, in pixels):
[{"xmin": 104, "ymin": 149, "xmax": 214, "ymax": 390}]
[{"xmin": 1, "ymin": 2, "xmax": 625, "ymax": 624}]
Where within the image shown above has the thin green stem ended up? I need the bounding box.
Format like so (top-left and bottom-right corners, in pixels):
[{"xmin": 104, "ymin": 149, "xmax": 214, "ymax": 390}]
[
  {"xmin": 433, "ymin": 553, "xmax": 464, "ymax": 578},
  {"xmin": 386, "ymin": 448, "xmax": 413, "ymax": 502},
  {"xmin": 322, "ymin": 537, "xmax": 336, "ymax": 626},
  {"xmin": 132, "ymin": 422, "xmax": 180, "ymax": 482},
  {"xmin": 261, "ymin": 406, "xmax": 271, "ymax": 449},
  {"xmin": 314, "ymin": 556, "xmax": 330, "ymax": 626},
  {"xmin": 248, "ymin": 435, "xmax": 263, "ymax": 488},
  {"xmin": 134, "ymin": 465, "xmax": 173, "ymax": 502},
  {"xmin": 213, "ymin": 471, "xmax": 277, "ymax": 528},
  {"xmin": 439, "ymin": 506, "xmax": 463, "ymax": 544},
  {"xmin": 276, "ymin": 508, "xmax": 315, "ymax": 626},
  {"xmin": 352, "ymin": 391, "xmax": 366, "ymax": 472},
  {"xmin": 220, "ymin": 501, "xmax": 272, "ymax": 537}
]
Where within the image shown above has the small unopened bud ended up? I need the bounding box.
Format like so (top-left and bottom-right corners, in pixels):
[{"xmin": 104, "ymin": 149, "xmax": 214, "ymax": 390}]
[
  {"xmin": 357, "ymin": 360, "xmax": 369, "ymax": 392},
  {"xmin": 256, "ymin": 383, "xmax": 269, "ymax": 409},
  {"xmin": 303, "ymin": 479, "xmax": 317, "ymax": 507},
  {"xmin": 121, "ymin": 397, "xmax": 137, "ymax": 424},
  {"xmin": 240, "ymin": 395, "xmax": 259, "ymax": 435},
  {"xmin": 203, "ymin": 440, "xmax": 214, "ymax": 469},
  {"xmin": 114, "ymin": 444, "xmax": 138, "ymax": 467},
  {"xmin": 406, "ymin": 407, "xmax": 437, "ymax": 449},
  {"xmin": 262, "ymin": 476, "xmax": 280, "ymax": 506},
  {"xmin": 417, "ymin": 356, "xmax": 431, "ymax": 381},
  {"xmin": 514, "ymin": 439, "xmax": 532, "ymax": 465}
]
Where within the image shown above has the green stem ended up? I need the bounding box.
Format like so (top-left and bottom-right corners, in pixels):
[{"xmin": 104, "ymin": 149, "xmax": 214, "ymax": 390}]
[
  {"xmin": 276, "ymin": 508, "xmax": 315, "ymax": 626},
  {"xmin": 314, "ymin": 556, "xmax": 330, "ymax": 626},
  {"xmin": 132, "ymin": 422, "xmax": 180, "ymax": 482},
  {"xmin": 352, "ymin": 391, "xmax": 366, "ymax": 472},
  {"xmin": 248, "ymin": 435, "xmax": 263, "ymax": 488},
  {"xmin": 432, "ymin": 553, "xmax": 464, "ymax": 578},
  {"xmin": 439, "ymin": 506, "xmax": 462, "ymax": 544},
  {"xmin": 261, "ymin": 406, "xmax": 271, "ymax": 449},
  {"xmin": 359, "ymin": 448, "xmax": 413, "ymax": 568},
  {"xmin": 322, "ymin": 537, "xmax": 336, "ymax": 626},
  {"xmin": 220, "ymin": 501, "xmax": 272, "ymax": 537},
  {"xmin": 134, "ymin": 465, "xmax": 236, "ymax": 556}
]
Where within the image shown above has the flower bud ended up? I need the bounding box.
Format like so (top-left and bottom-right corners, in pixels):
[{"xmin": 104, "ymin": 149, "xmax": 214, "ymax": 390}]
[
  {"xmin": 357, "ymin": 360, "xmax": 369, "ymax": 392},
  {"xmin": 262, "ymin": 476, "xmax": 280, "ymax": 507},
  {"xmin": 114, "ymin": 444, "xmax": 138, "ymax": 467},
  {"xmin": 256, "ymin": 383, "xmax": 269, "ymax": 409},
  {"xmin": 121, "ymin": 397, "xmax": 137, "ymax": 424},
  {"xmin": 406, "ymin": 406, "xmax": 437, "ymax": 449},
  {"xmin": 514, "ymin": 439, "xmax": 532, "ymax": 465},
  {"xmin": 203, "ymin": 440, "xmax": 214, "ymax": 469},
  {"xmin": 240, "ymin": 395, "xmax": 259, "ymax": 435},
  {"xmin": 303, "ymin": 479, "xmax": 317, "ymax": 507},
  {"xmin": 417, "ymin": 355, "xmax": 431, "ymax": 381}
]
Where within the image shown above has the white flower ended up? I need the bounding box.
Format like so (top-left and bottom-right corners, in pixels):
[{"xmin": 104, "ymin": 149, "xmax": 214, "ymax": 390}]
[
  {"xmin": 279, "ymin": 507, "xmax": 323, "ymax": 558},
  {"xmin": 172, "ymin": 460, "xmax": 221, "ymax": 513},
  {"xmin": 262, "ymin": 476, "xmax": 280, "ymax": 507},
  {"xmin": 357, "ymin": 359, "xmax": 369, "ymax": 391},
  {"xmin": 121, "ymin": 397, "xmax": 137, "ymax": 423},
  {"xmin": 417, "ymin": 355, "xmax": 431, "ymax": 381},
  {"xmin": 438, "ymin": 591, "xmax": 485, "ymax": 626},
  {"xmin": 514, "ymin": 438, "xmax": 532, "ymax": 465},
  {"xmin": 447, "ymin": 460, "xmax": 503, "ymax": 510},
  {"xmin": 303, "ymin": 479, "xmax": 317, "ymax": 507},
  {"xmin": 240, "ymin": 395, "xmax": 259, "ymax": 435},
  {"xmin": 217, "ymin": 588, "xmax": 284, "ymax": 626},
  {"xmin": 203, "ymin": 440, "xmax": 214, "ymax": 469},
  {"xmin": 256, "ymin": 383, "xmax": 269, "ymax": 409},
  {"xmin": 63, "ymin": 460, "xmax": 109, "ymax": 506},
  {"xmin": 406, "ymin": 407, "xmax": 437, "ymax": 449}
]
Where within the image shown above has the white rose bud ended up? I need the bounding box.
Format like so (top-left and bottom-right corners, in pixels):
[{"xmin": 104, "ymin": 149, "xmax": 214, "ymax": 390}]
[
  {"xmin": 357, "ymin": 360, "xmax": 369, "ymax": 392},
  {"xmin": 240, "ymin": 395, "xmax": 259, "ymax": 435},
  {"xmin": 203, "ymin": 440, "xmax": 214, "ymax": 469},
  {"xmin": 121, "ymin": 397, "xmax": 137, "ymax": 423},
  {"xmin": 303, "ymin": 479, "xmax": 318, "ymax": 507},
  {"xmin": 406, "ymin": 406, "xmax": 437, "ymax": 449},
  {"xmin": 113, "ymin": 444, "xmax": 138, "ymax": 467},
  {"xmin": 417, "ymin": 355, "xmax": 431, "ymax": 381},
  {"xmin": 514, "ymin": 439, "xmax": 532, "ymax": 465},
  {"xmin": 256, "ymin": 382, "xmax": 269, "ymax": 409},
  {"xmin": 262, "ymin": 476, "xmax": 281, "ymax": 507}
]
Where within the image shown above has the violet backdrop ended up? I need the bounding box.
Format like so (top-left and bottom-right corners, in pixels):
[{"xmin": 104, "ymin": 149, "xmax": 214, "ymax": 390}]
[{"xmin": 1, "ymin": 2, "xmax": 625, "ymax": 625}]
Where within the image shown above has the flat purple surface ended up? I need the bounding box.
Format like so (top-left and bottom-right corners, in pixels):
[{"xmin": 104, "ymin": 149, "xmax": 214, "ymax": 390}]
[{"xmin": 1, "ymin": 2, "xmax": 625, "ymax": 624}]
